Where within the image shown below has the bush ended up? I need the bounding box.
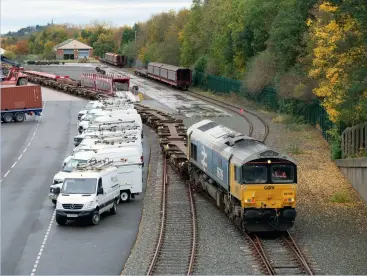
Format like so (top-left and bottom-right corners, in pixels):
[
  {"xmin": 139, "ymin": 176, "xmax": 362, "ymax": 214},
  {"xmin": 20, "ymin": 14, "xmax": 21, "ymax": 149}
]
[
  {"xmin": 194, "ymin": 56, "xmax": 208, "ymax": 73},
  {"xmin": 278, "ymin": 98, "xmax": 296, "ymax": 114},
  {"xmin": 4, "ymin": 50, "xmax": 16, "ymax": 60},
  {"xmin": 329, "ymin": 190, "xmax": 352, "ymax": 203},
  {"xmin": 243, "ymin": 50, "xmax": 277, "ymax": 94},
  {"xmin": 286, "ymin": 144, "xmax": 304, "ymax": 155},
  {"xmin": 327, "ymin": 127, "xmax": 342, "ymax": 160}
]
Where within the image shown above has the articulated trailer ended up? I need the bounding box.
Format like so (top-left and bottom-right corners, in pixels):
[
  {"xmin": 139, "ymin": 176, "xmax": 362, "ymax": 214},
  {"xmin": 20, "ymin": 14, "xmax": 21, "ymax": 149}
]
[{"xmin": 1, "ymin": 85, "xmax": 43, "ymax": 123}]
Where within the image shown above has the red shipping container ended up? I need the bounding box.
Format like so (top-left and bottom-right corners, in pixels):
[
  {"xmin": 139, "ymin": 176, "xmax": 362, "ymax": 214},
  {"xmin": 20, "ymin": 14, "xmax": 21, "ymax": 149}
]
[{"xmin": 1, "ymin": 85, "xmax": 43, "ymax": 111}]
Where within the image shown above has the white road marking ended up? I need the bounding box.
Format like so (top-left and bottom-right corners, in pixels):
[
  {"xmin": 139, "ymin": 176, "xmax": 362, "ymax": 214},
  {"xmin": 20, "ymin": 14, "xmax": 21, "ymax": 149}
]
[
  {"xmin": 30, "ymin": 210, "xmax": 55, "ymax": 276},
  {"xmin": 1, "ymin": 101, "xmax": 47, "ymax": 182},
  {"xmin": 4, "ymin": 170, "xmax": 10, "ymax": 178}
]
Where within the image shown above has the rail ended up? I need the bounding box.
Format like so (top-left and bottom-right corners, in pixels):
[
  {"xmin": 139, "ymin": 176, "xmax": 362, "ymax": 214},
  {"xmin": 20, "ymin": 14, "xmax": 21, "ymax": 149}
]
[
  {"xmin": 185, "ymin": 90, "xmax": 269, "ymax": 143},
  {"xmin": 243, "ymin": 231, "xmax": 314, "ymax": 275},
  {"xmin": 27, "ymin": 69, "xmax": 311, "ymax": 275},
  {"xmin": 146, "ymin": 156, "xmax": 196, "ymax": 275}
]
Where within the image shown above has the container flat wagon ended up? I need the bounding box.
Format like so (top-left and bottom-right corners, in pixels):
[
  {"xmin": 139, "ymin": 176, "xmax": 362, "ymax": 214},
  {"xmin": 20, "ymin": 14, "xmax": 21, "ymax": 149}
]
[
  {"xmin": 1, "ymin": 85, "xmax": 43, "ymax": 123},
  {"xmin": 142, "ymin": 62, "xmax": 192, "ymax": 91}
]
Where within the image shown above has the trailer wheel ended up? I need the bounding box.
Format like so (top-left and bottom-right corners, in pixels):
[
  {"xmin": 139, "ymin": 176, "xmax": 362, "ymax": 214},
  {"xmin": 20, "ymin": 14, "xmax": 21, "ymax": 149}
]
[
  {"xmin": 17, "ymin": 78, "xmax": 28, "ymax": 86},
  {"xmin": 14, "ymin": 112, "xmax": 25, "ymax": 122},
  {"xmin": 2, "ymin": 113, "xmax": 13, "ymax": 123}
]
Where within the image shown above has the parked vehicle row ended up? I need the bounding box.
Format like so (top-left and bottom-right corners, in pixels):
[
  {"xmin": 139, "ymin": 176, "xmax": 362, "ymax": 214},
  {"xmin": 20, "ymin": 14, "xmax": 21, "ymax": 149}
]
[{"xmin": 48, "ymin": 95, "xmax": 144, "ymax": 226}]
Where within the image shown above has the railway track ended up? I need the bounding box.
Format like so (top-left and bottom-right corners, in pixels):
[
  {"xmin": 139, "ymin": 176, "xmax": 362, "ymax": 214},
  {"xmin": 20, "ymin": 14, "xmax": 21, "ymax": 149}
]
[
  {"xmin": 26, "ymin": 69, "xmax": 313, "ymax": 275},
  {"xmin": 185, "ymin": 90, "xmax": 270, "ymax": 143},
  {"xmin": 147, "ymin": 157, "xmax": 197, "ymax": 276},
  {"xmin": 244, "ymin": 231, "xmax": 314, "ymax": 275}
]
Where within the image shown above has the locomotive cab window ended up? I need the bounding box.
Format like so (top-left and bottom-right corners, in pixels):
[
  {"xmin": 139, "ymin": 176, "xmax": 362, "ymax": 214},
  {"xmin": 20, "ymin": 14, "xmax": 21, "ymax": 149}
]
[
  {"xmin": 190, "ymin": 143, "xmax": 197, "ymax": 160},
  {"xmin": 271, "ymin": 165, "xmax": 295, "ymax": 183},
  {"xmin": 241, "ymin": 165, "xmax": 267, "ymax": 184}
]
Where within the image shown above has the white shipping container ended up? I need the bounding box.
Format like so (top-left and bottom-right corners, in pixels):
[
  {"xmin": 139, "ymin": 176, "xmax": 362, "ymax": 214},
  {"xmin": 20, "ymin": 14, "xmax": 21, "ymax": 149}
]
[
  {"xmin": 160, "ymin": 68, "xmax": 168, "ymax": 79},
  {"xmin": 168, "ymin": 71, "xmax": 176, "ymax": 81},
  {"xmin": 153, "ymin": 66, "xmax": 160, "ymax": 76}
]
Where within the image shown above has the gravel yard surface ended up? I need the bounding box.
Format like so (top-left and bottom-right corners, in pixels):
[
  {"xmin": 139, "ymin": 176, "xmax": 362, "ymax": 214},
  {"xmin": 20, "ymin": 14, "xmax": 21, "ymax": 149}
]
[
  {"xmin": 193, "ymin": 193, "xmax": 259, "ymax": 275},
  {"xmin": 193, "ymin": 90, "xmax": 367, "ymax": 275},
  {"xmin": 30, "ymin": 64, "xmax": 367, "ymax": 274}
]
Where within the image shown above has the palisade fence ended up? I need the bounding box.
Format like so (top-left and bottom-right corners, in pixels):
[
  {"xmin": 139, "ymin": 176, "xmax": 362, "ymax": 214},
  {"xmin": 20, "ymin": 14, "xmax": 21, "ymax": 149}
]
[
  {"xmin": 341, "ymin": 122, "xmax": 367, "ymax": 158},
  {"xmin": 193, "ymin": 71, "xmax": 341, "ymax": 142}
]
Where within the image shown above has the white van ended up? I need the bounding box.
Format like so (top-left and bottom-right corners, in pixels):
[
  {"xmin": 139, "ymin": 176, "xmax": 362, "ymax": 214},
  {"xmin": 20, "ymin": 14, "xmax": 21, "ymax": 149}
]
[
  {"xmin": 83, "ymin": 123, "xmax": 143, "ymax": 139},
  {"xmin": 69, "ymin": 136, "xmax": 142, "ymax": 162},
  {"xmin": 78, "ymin": 109, "xmax": 138, "ymax": 132},
  {"xmin": 101, "ymin": 147, "xmax": 143, "ymax": 203},
  {"xmin": 78, "ymin": 101, "xmax": 104, "ymax": 120},
  {"xmin": 78, "ymin": 113, "xmax": 142, "ymax": 134},
  {"xmin": 49, "ymin": 147, "xmax": 143, "ymax": 204},
  {"xmin": 79, "ymin": 108, "xmax": 137, "ymax": 122},
  {"xmin": 50, "ymin": 151, "xmax": 98, "ymax": 204},
  {"xmin": 73, "ymin": 128, "xmax": 142, "ymax": 147},
  {"xmin": 55, "ymin": 161, "xmax": 121, "ymax": 225}
]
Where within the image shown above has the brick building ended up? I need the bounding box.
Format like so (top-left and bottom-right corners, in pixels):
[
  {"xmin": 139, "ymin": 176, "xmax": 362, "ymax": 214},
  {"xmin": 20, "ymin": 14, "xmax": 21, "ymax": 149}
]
[{"xmin": 54, "ymin": 39, "xmax": 93, "ymax": 60}]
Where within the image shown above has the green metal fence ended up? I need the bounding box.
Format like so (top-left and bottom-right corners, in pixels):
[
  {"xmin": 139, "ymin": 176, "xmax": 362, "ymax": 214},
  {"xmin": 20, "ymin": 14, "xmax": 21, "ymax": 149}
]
[
  {"xmin": 193, "ymin": 71, "xmax": 341, "ymax": 142},
  {"xmin": 193, "ymin": 72, "xmax": 242, "ymax": 94}
]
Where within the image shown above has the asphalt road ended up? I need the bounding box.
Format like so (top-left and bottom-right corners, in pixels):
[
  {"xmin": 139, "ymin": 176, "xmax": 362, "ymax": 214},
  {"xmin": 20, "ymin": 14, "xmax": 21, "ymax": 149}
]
[{"xmin": 1, "ymin": 87, "xmax": 150, "ymax": 275}]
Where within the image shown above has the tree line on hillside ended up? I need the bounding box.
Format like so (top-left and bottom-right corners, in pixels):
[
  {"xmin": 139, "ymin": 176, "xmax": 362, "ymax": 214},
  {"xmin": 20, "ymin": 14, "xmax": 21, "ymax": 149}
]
[
  {"xmin": 120, "ymin": 0, "xmax": 367, "ymax": 127},
  {"xmin": 2, "ymin": 0, "xmax": 366, "ymax": 127}
]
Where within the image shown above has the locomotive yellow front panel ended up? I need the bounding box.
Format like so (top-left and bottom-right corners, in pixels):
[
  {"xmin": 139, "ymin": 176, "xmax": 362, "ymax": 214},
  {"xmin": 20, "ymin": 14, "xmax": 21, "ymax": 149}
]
[{"xmin": 241, "ymin": 184, "xmax": 296, "ymax": 209}]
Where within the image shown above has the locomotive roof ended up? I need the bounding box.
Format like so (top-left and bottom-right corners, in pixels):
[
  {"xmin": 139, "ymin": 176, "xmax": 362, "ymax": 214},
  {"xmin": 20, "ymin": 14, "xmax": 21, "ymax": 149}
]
[
  {"xmin": 148, "ymin": 62, "xmax": 190, "ymax": 71},
  {"xmin": 187, "ymin": 120, "xmax": 296, "ymax": 166}
]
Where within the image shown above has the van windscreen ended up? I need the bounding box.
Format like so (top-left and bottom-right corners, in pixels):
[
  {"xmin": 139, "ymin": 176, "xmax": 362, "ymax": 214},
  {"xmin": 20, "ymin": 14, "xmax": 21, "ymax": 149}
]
[{"xmin": 62, "ymin": 178, "xmax": 97, "ymax": 194}]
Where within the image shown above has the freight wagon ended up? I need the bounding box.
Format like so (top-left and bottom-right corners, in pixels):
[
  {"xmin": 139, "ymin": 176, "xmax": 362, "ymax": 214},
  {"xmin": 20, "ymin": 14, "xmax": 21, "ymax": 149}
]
[
  {"xmin": 143, "ymin": 62, "xmax": 192, "ymax": 90},
  {"xmin": 100, "ymin": 53, "xmax": 127, "ymax": 67},
  {"xmin": 80, "ymin": 73, "xmax": 130, "ymax": 97},
  {"xmin": 1, "ymin": 85, "xmax": 43, "ymax": 123}
]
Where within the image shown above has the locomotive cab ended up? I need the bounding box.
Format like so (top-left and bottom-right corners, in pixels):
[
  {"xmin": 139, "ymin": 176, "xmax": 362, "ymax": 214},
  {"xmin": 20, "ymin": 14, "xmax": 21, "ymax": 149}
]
[{"xmin": 230, "ymin": 157, "xmax": 297, "ymax": 232}]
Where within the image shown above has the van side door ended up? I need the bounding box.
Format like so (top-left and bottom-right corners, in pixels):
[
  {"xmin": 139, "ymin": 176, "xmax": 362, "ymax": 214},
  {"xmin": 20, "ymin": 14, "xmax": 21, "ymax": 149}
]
[{"xmin": 97, "ymin": 177, "xmax": 107, "ymax": 213}]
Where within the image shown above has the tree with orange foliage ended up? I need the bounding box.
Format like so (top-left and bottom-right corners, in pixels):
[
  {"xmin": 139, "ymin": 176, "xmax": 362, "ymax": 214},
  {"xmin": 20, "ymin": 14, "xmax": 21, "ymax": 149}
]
[
  {"xmin": 308, "ymin": 1, "xmax": 367, "ymax": 124},
  {"xmin": 15, "ymin": 40, "xmax": 29, "ymax": 55}
]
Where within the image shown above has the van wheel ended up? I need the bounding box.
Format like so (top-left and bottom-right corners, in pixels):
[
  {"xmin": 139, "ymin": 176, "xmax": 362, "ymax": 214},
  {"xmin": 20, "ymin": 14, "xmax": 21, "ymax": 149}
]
[
  {"xmin": 91, "ymin": 211, "xmax": 100, "ymax": 225},
  {"xmin": 3, "ymin": 113, "xmax": 13, "ymax": 123},
  {"xmin": 120, "ymin": 191, "xmax": 130, "ymax": 203},
  {"xmin": 110, "ymin": 201, "xmax": 117, "ymax": 215},
  {"xmin": 14, "ymin": 112, "xmax": 25, "ymax": 122},
  {"xmin": 56, "ymin": 215, "xmax": 67, "ymax": 225}
]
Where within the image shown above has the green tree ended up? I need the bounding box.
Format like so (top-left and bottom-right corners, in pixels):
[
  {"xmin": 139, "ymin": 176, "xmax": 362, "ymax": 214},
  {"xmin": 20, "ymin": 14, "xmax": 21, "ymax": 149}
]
[
  {"xmin": 93, "ymin": 33, "xmax": 116, "ymax": 57},
  {"xmin": 4, "ymin": 50, "xmax": 16, "ymax": 60}
]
